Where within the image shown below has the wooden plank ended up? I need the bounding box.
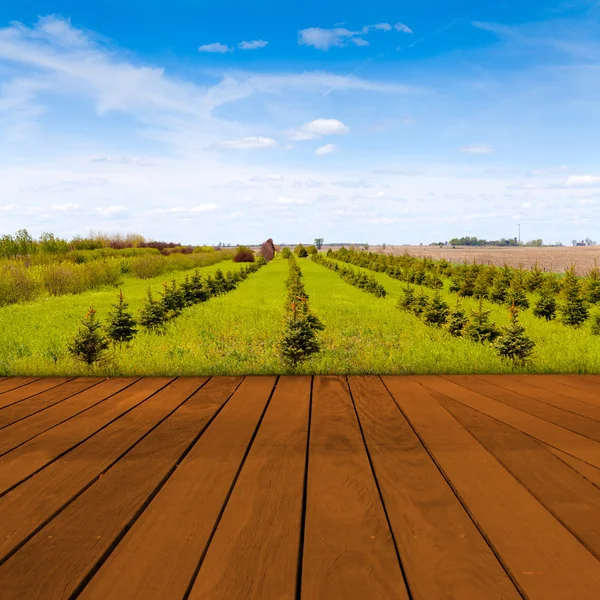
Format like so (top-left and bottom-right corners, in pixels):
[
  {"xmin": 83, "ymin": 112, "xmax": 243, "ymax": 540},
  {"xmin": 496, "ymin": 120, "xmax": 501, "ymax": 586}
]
[
  {"xmin": 188, "ymin": 376, "xmax": 311, "ymax": 600},
  {"xmin": 422, "ymin": 375, "xmax": 600, "ymax": 469},
  {"xmin": 349, "ymin": 376, "xmax": 520, "ymax": 600},
  {"xmin": 300, "ymin": 376, "xmax": 408, "ymax": 600},
  {"xmin": 552, "ymin": 375, "xmax": 600, "ymax": 395},
  {"xmin": 0, "ymin": 377, "xmax": 232, "ymax": 600},
  {"xmin": 516, "ymin": 375, "xmax": 600, "ymax": 408},
  {"xmin": 79, "ymin": 376, "xmax": 276, "ymax": 600},
  {"xmin": 540, "ymin": 442, "xmax": 600, "ymax": 489},
  {"xmin": 0, "ymin": 378, "xmax": 41, "ymax": 396},
  {"xmin": 0, "ymin": 378, "xmax": 104, "ymax": 429},
  {"xmin": 0, "ymin": 378, "xmax": 173, "ymax": 496},
  {"xmin": 0, "ymin": 378, "xmax": 139, "ymax": 456},
  {"xmin": 444, "ymin": 375, "xmax": 600, "ymax": 443},
  {"xmin": 479, "ymin": 375, "xmax": 600, "ymax": 421},
  {"xmin": 433, "ymin": 389, "xmax": 600, "ymax": 559},
  {"xmin": 385, "ymin": 375, "xmax": 600, "ymax": 600},
  {"xmin": 0, "ymin": 377, "xmax": 202, "ymax": 562},
  {"xmin": 0, "ymin": 378, "xmax": 72, "ymax": 410}
]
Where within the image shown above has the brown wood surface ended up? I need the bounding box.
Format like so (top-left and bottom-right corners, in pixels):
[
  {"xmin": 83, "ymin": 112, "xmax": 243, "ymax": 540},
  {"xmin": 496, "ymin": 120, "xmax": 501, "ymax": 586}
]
[
  {"xmin": 1, "ymin": 375, "xmax": 599, "ymax": 599},
  {"xmin": 0, "ymin": 378, "xmax": 41, "ymax": 396},
  {"xmin": 351, "ymin": 376, "xmax": 520, "ymax": 600},
  {"xmin": 0, "ymin": 377, "xmax": 103, "ymax": 429},
  {"xmin": 444, "ymin": 375, "xmax": 600, "ymax": 443},
  {"xmin": 0, "ymin": 378, "xmax": 173, "ymax": 496},
  {"xmin": 433, "ymin": 390, "xmax": 600, "ymax": 558},
  {"xmin": 189, "ymin": 376, "xmax": 311, "ymax": 600},
  {"xmin": 0, "ymin": 378, "xmax": 72, "ymax": 410},
  {"xmin": 0, "ymin": 377, "xmax": 219, "ymax": 600},
  {"xmin": 301, "ymin": 376, "xmax": 408, "ymax": 600},
  {"xmin": 0, "ymin": 378, "xmax": 139, "ymax": 456},
  {"xmin": 79, "ymin": 376, "xmax": 276, "ymax": 600},
  {"xmin": 390, "ymin": 376, "xmax": 600, "ymax": 599}
]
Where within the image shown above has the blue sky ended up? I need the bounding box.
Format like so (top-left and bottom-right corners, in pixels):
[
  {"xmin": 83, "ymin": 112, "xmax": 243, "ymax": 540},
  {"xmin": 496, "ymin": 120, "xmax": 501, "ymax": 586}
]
[{"xmin": 1, "ymin": 1, "xmax": 599, "ymax": 245}]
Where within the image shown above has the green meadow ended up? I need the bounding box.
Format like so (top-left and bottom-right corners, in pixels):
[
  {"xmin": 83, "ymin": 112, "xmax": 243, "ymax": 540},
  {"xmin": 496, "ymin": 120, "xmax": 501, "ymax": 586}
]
[{"xmin": 1, "ymin": 254, "xmax": 599, "ymax": 375}]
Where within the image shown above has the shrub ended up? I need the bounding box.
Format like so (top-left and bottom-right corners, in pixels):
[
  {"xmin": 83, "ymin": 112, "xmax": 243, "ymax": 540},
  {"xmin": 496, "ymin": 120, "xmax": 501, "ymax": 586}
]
[
  {"xmin": 281, "ymin": 247, "xmax": 292, "ymax": 259},
  {"xmin": 306, "ymin": 245, "xmax": 318, "ymax": 255},
  {"xmin": 233, "ymin": 246, "xmax": 255, "ymax": 263},
  {"xmin": 68, "ymin": 307, "xmax": 110, "ymax": 366},
  {"xmin": 131, "ymin": 254, "xmax": 166, "ymax": 279},
  {"xmin": 106, "ymin": 290, "xmax": 138, "ymax": 344},
  {"xmin": 0, "ymin": 262, "xmax": 40, "ymax": 306},
  {"xmin": 494, "ymin": 304, "xmax": 535, "ymax": 364},
  {"xmin": 297, "ymin": 246, "xmax": 309, "ymax": 258}
]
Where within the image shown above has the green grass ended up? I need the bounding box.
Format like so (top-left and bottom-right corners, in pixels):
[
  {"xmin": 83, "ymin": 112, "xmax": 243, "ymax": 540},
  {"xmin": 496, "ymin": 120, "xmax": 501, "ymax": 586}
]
[{"xmin": 304, "ymin": 256, "xmax": 600, "ymax": 373}]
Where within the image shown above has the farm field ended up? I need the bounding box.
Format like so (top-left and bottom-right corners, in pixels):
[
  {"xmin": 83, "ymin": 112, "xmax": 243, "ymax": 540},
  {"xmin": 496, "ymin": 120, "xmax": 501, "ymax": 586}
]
[
  {"xmin": 2, "ymin": 250, "xmax": 600, "ymax": 375},
  {"xmin": 363, "ymin": 245, "xmax": 600, "ymax": 276}
]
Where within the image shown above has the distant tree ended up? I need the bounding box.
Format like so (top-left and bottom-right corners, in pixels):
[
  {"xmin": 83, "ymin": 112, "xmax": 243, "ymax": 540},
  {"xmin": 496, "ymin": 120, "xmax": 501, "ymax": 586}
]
[
  {"xmin": 314, "ymin": 238, "xmax": 324, "ymax": 249},
  {"xmin": 68, "ymin": 307, "xmax": 110, "ymax": 366},
  {"xmin": 281, "ymin": 247, "xmax": 292, "ymax": 259},
  {"xmin": 259, "ymin": 239, "xmax": 275, "ymax": 262},
  {"xmin": 297, "ymin": 246, "xmax": 308, "ymax": 258},
  {"xmin": 106, "ymin": 290, "xmax": 137, "ymax": 344}
]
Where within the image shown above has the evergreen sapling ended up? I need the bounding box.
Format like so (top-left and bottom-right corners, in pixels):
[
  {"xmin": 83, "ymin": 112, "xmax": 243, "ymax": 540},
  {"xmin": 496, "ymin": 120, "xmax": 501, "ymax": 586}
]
[
  {"xmin": 68, "ymin": 306, "xmax": 110, "ymax": 366},
  {"xmin": 106, "ymin": 290, "xmax": 137, "ymax": 344},
  {"xmin": 494, "ymin": 304, "xmax": 535, "ymax": 364}
]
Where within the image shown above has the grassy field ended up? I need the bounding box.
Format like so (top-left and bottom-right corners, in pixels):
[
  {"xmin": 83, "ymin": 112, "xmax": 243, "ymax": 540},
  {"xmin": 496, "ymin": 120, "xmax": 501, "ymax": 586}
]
[{"xmin": 1, "ymin": 253, "xmax": 600, "ymax": 375}]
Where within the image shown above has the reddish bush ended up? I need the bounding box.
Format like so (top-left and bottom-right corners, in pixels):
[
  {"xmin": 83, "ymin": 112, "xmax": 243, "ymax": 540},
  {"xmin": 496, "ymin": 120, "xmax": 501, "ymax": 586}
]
[{"xmin": 233, "ymin": 246, "xmax": 255, "ymax": 263}]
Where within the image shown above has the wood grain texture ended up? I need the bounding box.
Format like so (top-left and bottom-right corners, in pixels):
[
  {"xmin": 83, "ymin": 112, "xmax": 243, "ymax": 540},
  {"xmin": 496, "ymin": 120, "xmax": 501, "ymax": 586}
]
[
  {"xmin": 434, "ymin": 390, "xmax": 600, "ymax": 558},
  {"xmin": 540, "ymin": 442, "xmax": 600, "ymax": 489},
  {"xmin": 0, "ymin": 378, "xmax": 139, "ymax": 456},
  {"xmin": 516, "ymin": 375, "xmax": 600, "ymax": 408},
  {"xmin": 0, "ymin": 378, "xmax": 40, "ymax": 396},
  {"xmin": 0, "ymin": 377, "xmax": 173, "ymax": 496},
  {"xmin": 388, "ymin": 376, "xmax": 600, "ymax": 600},
  {"xmin": 301, "ymin": 376, "xmax": 408, "ymax": 600},
  {"xmin": 351, "ymin": 376, "xmax": 520, "ymax": 600},
  {"xmin": 423, "ymin": 375, "xmax": 600, "ymax": 469},
  {"xmin": 79, "ymin": 376, "xmax": 276, "ymax": 600},
  {"xmin": 0, "ymin": 377, "xmax": 219, "ymax": 600},
  {"xmin": 0, "ymin": 378, "xmax": 104, "ymax": 430},
  {"xmin": 552, "ymin": 375, "xmax": 600, "ymax": 396},
  {"xmin": 189, "ymin": 376, "xmax": 311, "ymax": 600},
  {"xmin": 0, "ymin": 378, "xmax": 72, "ymax": 410}
]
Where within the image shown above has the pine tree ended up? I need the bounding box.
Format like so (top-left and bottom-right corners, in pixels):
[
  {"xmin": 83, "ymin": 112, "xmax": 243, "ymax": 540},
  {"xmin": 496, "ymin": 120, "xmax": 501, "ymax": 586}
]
[
  {"xmin": 533, "ymin": 281, "xmax": 557, "ymax": 321},
  {"xmin": 585, "ymin": 260, "xmax": 600, "ymax": 304},
  {"xmin": 397, "ymin": 284, "xmax": 416, "ymax": 311},
  {"xmin": 411, "ymin": 289, "xmax": 429, "ymax": 317},
  {"xmin": 489, "ymin": 275, "xmax": 509, "ymax": 304},
  {"xmin": 139, "ymin": 288, "xmax": 168, "ymax": 333},
  {"xmin": 446, "ymin": 299, "xmax": 468, "ymax": 337},
  {"xmin": 68, "ymin": 306, "xmax": 109, "ymax": 366},
  {"xmin": 507, "ymin": 272, "xmax": 529, "ymax": 310},
  {"xmin": 526, "ymin": 261, "xmax": 545, "ymax": 292},
  {"xmin": 464, "ymin": 298, "xmax": 501, "ymax": 343},
  {"xmin": 559, "ymin": 265, "xmax": 589, "ymax": 327},
  {"xmin": 106, "ymin": 290, "xmax": 137, "ymax": 344},
  {"xmin": 423, "ymin": 291, "xmax": 450, "ymax": 327},
  {"xmin": 494, "ymin": 304, "xmax": 535, "ymax": 364}
]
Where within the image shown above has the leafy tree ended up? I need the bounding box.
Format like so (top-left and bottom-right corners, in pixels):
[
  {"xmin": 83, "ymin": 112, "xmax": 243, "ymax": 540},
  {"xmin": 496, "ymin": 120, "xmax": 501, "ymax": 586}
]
[
  {"xmin": 423, "ymin": 291, "xmax": 450, "ymax": 327},
  {"xmin": 106, "ymin": 290, "xmax": 137, "ymax": 344},
  {"xmin": 559, "ymin": 265, "xmax": 589, "ymax": 327},
  {"xmin": 314, "ymin": 238, "xmax": 324, "ymax": 249},
  {"xmin": 68, "ymin": 307, "xmax": 110, "ymax": 366},
  {"xmin": 464, "ymin": 298, "xmax": 501, "ymax": 343},
  {"xmin": 139, "ymin": 288, "xmax": 168, "ymax": 333},
  {"xmin": 533, "ymin": 281, "xmax": 557, "ymax": 320},
  {"xmin": 494, "ymin": 304, "xmax": 535, "ymax": 364}
]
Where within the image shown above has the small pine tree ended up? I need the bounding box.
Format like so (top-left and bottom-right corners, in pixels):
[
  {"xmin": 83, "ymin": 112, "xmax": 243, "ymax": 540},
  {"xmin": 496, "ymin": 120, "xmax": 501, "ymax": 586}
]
[
  {"xmin": 489, "ymin": 276, "xmax": 509, "ymax": 304},
  {"xmin": 139, "ymin": 288, "xmax": 168, "ymax": 333},
  {"xmin": 464, "ymin": 298, "xmax": 501, "ymax": 343},
  {"xmin": 423, "ymin": 291, "xmax": 450, "ymax": 327},
  {"xmin": 526, "ymin": 262, "xmax": 545, "ymax": 293},
  {"xmin": 591, "ymin": 313, "xmax": 600, "ymax": 336},
  {"xmin": 411, "ymin": 290, "xmax": 429, "ymax": 317},
  {"xmin": 533, "ymin": 281, "xmax": 557, "ymax": 320},
  {"xmin": 446, "ymin": 299, "xmax": 468, "ymax": 337},
  {"xmin": 507, "ymin": 274, "xmax": 529, "ymax": 310},
  {"xmin": 585, "ymin": 260, "xmax": 600, "ymax": 304},
  {"xmin": 68, "ymin": 307, "xmax": 109, "ymax": 366},
  {"xmin": 494, "ymin": 304, "xmax": 535, "ymax": 364},
  {"xmin": 397, "ymin": 284, "xmax": 416, "ymax": 311},
  {"xmin": 106, "ymin": 290, "xmax": 137, "ymax": 344},
  {"xmin": 559, "ymin": 265, "xmax": 589, "ymax": 327}
]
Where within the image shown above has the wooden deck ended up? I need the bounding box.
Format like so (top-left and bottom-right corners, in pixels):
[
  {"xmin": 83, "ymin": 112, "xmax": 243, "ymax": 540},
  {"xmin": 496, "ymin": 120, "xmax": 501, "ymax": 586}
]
[{"xmin": 0, "ymin": 375, "xmax": 599, "ymax": 599}]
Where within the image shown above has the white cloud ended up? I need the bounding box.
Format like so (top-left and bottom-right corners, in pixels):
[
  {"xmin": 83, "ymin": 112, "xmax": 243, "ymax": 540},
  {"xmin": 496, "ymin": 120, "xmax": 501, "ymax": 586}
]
[
  {"xmin": 91, "ymin": 156, "xmax": 152, "ymax": 166},
  {"xmin": 372, "ymin": 23, "xmax": 392, "ymax": 32},
  {"xmin": 276, "ymin": 197, "xmax": 310, "ymax": 205},
  {"xmin": 286, "ymin": 118, "xmax": 349, "ymax": 141},
  {"xmin": 95, "ymin": 206, "xmax": 127, "ymax": 217},
  {"xmin": 315, "ymin": 143, "xmax": 338, "ymax": 156},
  {"xmin": 50, "ymin": 203, "xmax": 80, "ymax": 211},
  {"xmin": 250, "ymin": 174, "xmax": 283, "ymax": 182},
  {"xmin": 198, "ymin": 42, "xmax": 232, "ymax": 54},
  {"xmin": 238, "ymin": 40, "xmax": 268, "ymax": 50},
  {"xmin": 213, "ymin": 136, "xmax": 277, "ymax": 150},
  {"xmin": 395, "ymin": 23, "xmax": 413, "ymax": 33},
  {"xmin": 564, "ymin": 175, "xmax": 600, "ymax": 188},
  {"xmin": 191, "ymin": 203, "xmax": 219, "ymax": 212},
  {"xmin": 298, "ymin": 22, "xmax": 403, "ymax": 51},
  {"xmin": 459, "ymin": 143, "xmax": 494, "ymax": 154}
]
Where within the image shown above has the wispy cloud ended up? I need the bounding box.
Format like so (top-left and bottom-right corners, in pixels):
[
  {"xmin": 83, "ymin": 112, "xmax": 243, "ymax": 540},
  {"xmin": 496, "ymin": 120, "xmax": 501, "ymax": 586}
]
[
  {"xmin": 459, "ymin": 143, "xmax": 495, "ymax": 154},
  {"xmin": 315, "ymin": 143, "xmax": 338, "ymax": 156},
  {"xmin": 395, "ymin": 23, "xmax": 413, "ymax": 33},
  {"xmin": 212, "ymin": 136, "xmax": 277, "ymax": 150},
  {"xmin": 198, "ymin": 42, "xmax": 232, "ymax": 53},
  {"xmin": 238, "ymin": 40, "xmax": 268, "ymax": 50},
  {"xmin": 298, "ymin": 21, "xmax": 406, "ymax": 51},
  {"xmin": 286, "ymin": 118, "xmax": 350, "ymax": 141}
]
